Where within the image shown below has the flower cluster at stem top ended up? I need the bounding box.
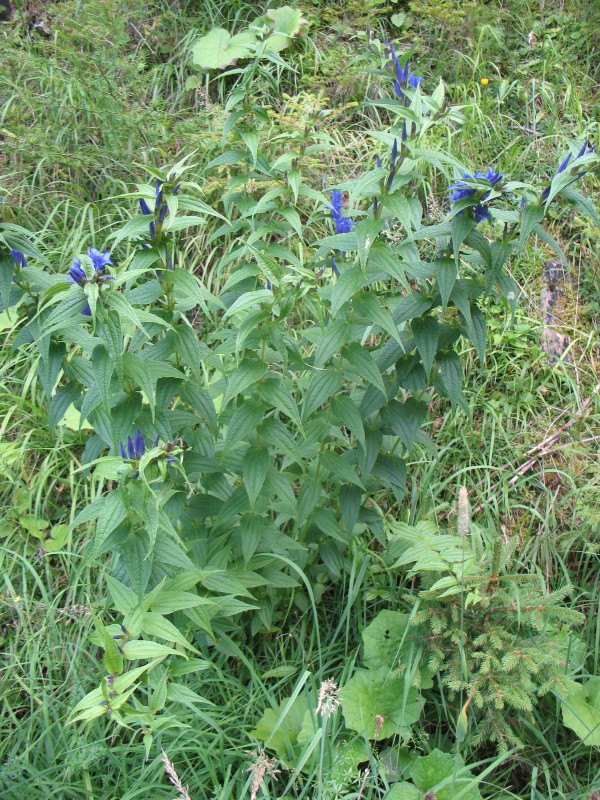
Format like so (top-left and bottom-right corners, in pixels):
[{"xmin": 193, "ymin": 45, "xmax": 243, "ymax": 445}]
[
  {"xmin": 388, "ymin": 44, "xmax": 423, "ymax": 99},
  {"xmin": 329, "ymin": 190, "xmax": 355, "ymax": 234},
  {"xmin": 119, "ymin": 428, "xmax": 178, "ymax": 466},
  {"xmin": 66, "ymin": 248, "xmax": 114, "ymax": 315},
  {"xmin": 447, "ymin": 167, "xmax": 504, "ymax": 222}
]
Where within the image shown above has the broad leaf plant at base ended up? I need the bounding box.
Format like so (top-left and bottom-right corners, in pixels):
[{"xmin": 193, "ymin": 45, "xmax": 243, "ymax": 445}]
[{"xmin": 0, "ymin": 32, "xmax": 598, "ymax": 757}]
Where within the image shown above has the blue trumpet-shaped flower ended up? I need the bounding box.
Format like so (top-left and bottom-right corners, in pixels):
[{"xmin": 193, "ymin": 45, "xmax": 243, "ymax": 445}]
[
  {"xmin": 139, "ymin": 198, "xmax": 152, "ymax": 215},
  {"xmin": 88, "ymin": 248, "xmax": 112, "ymax": 271},
  {"xmin": 68, "ymin": 258, "xmax": 87, "ymax": 286},
  {"xmin": 120, "ymin": 428, "xmax": 151, "ymax": 460},
  {"xmin": 10, "ymin": 249, "xmax": 28, "ymax": 268},
  {"xmin": 119, "ymin": 429, "xmax": 177, "ymax": 469},
  {"xmin": 66, "ymin": 248, "xmax": 114, "ymax": 315},
  {"xmin": 541, "ymin": 140, "xmax": 596, "ymax": 201},
  {"xmin": 387, "ymin": 45, "xmax": 423, "ymax": 99},
  {"xmin": 447, "ymin": 168, "xmax": 504, "ymax": 221},
  {"xmin": 329, "ymin": 190, "xmax": 355, "ymax": 234}
]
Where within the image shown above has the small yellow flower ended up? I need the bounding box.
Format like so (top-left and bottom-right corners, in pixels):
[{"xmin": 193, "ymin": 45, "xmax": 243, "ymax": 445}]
[{"xmin": 481, "ymin": 78, "xmax": 490, "ymax": 86}]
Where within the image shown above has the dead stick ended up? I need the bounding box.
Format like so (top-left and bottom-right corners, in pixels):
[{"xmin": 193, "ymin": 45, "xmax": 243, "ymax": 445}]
[{"xmin": 462, "ymin": 382, "xmax": 599, "ymax": 516}]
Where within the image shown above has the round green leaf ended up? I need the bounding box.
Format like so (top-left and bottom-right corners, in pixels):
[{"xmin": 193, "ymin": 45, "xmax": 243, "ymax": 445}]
[
  {"xmin": 561, "ymin": 677, "xmax": 600, "ymax": 747},
  {"xmin": 339, "ymin": 667, "xmax": 424, "ymax": 739},
  {"xmin": 192, "ymin": 28, "xmax": 256, "ymax": 70}
]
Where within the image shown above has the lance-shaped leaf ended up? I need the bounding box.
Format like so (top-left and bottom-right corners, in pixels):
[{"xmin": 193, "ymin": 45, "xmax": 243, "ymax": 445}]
[
  {"xmin": 411, "ymin": 315, "xmax": 439, "ymax": 378},
  {"xmin": 381, "ymin": 398, "xmax": 428, "ymax": 452}
]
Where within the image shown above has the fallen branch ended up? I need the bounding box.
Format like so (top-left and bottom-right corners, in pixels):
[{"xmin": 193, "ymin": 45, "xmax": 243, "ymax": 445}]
[{"xmin": 450, "ymin": 383, "xmax": 600, "ymax": 518}]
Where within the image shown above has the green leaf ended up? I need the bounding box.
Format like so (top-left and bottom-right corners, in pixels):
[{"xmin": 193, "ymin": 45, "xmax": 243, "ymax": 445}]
[
  {"xmin": 560, "ymin": 186, "xmax": 600, "ymax": 226},
  {"xmin": 410, "ymin": 749, "xmax": 482, "ymax": 800},
  {"xmin": 385, "ymin": 782, "xmax": 420, "ymax": 800},
  {"xmin": 311, "ymin": 508, "xmax": 347, "ymax": 544},
  {"xmin": 297, "ymin": 478, "xmax": 322, "ymax": 523},
  {"xmin": 342, "ymin": 342, "xmax": 386, "ymax": 398},
  {"xmin": 302, "ymin": 368, "xmax": 342, "ymax": 419},
  {"xmin": 331, "ymin": 268, "xmax": 366, "ymax": 317},
  {"xmin": 252, "ymin": 694, "xmax": 312, "ymax": 759},
  {"xmin": 149, "ymin": 591, "xmax": 215, "ymax": 615},
  {"xmin": 122, "ymin": 352, "xmax": 155, "ymax": 417},
  {"xmin": 260, "ymin": 379, "xmax": 302, "ymax": 430},
  {"xmin": 223, "ymin": 358, "xmax": 267, "ymax": 406},
  {"xmin": 105, "ymin": 575, "xmax": 137, "ymax": 617},
  {"xmin": 331, "ymin": 395, "xmax": 365, "ymax": 449},
  {"xmin": 438, "ymin": 350, "xmax": 463, "ymax": 406},
  {"xmin": 223, "ymin": 289, "xmax": 272, "ymax": 318},
  {"xmin": 101, "ymin": 623, "xmax": 124, "ymax": 675},
  {"xmin": 392, "ymin": 291, "xmax": 432, "ymax": 325},
  {"xmin": 434, "ymin": 257, "xmax": 457, "ymax": 310},
  {"xmin": 411, "ymin": 315, "xmax": 439, "ymax": 378},
  {"xmin": 320, "ymin": 451, "xmax": 364, "ymax": 489},
  {"xmin": 381, "ymin": 398, "xmax": 428, "ymax": 452},
  {"xmin": 121, "ymin": 640, "xmax": 182, "ymax": 660},
  {"xmin": 264, "ymin": 5, "xmax": 310, "ymax": 52},
  {"xmin": 355, "ymin": 219, "xmax": 382, "ymax": 268},
  {"xmin": 451, "ymin": 213, "xmax": 477, "ymax": 265},
  {"xmin": 100, "ymin": 312, "xmax": 123, "ymax": 378},
  {"xmin": 468, "ymin": 303, "xmax": 486, "ymax": 362},
  {"xmin": 313, "ymin": 320, "xmax": 349, "ymax": 368},
  {"xmin": 41, "ymin": 294, "xmax": 89, "ymax": 336},
  {"xmin": 384, "ymin": 192, "xmax": 412, "ymax": 231},
  {"xmin": 519, "ymin": 203, "xmax": 545, "ymax": 250},
  {"xmin": 191, "ymin": 28, "xmax": 256, "ymax": 70},
  {"xmin": 48, "ymin": 382, "xmax": 81, "ymax": 431},
  {"xmin": 561, "ymin": 678, "xmax": 600, "ymax": 747},
  {"xmin": 243, "ymin": 446, "xmax": 270, "ymax": 506},
  {"xmin": 92, "ymin": 345, "xmax": 114, "ymax": 408},
  {"xmin": 224, "ymin": 400, "xmax": 264, "ymax": 450},
  {"xmin": 362, "ymin": 610, "xmax": 412, "ymax": 670},
  {"xmin": 142, "ymin": 612, "xmax": 197, "ymax": 652},
  {"xmin": 95, "ymin": 492, "xmax": 128, "ymax": 553},
  {"xmin": 340, "ymin": 667, "xmax": 424, "ymax": 739},
  {"xmin": 169, "ymin": 268, "xmax": 221, "ymax": 311},
  {"xmin": 240, "ymin": 513, "xmax": 265, "ymax": 565},
  {"xmin": 353, "ymin": 293, "xmax": 403, "ymax": 346},
  {"xmin": 166, "ymin": 683, "xmax": 212, "ymax": 709},
  {"xmin": 339, "ymin": 485, "xmax": 362, "ymax": 534}
]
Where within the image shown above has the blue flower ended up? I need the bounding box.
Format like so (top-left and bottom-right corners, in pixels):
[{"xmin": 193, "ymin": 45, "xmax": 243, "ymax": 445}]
[
  {"xmin": 10, "ymin": 249, "xmax": 28, "ymax": 269},
  {"xmin": 88, "ymin": 248, "xmax": 112, "ymax": 271},
  {"xmin": 68, "ymin": 258, "xmax": 87, "ymax": 285},
  {"xmin": 158, "ymin": 203, "xmax": 168, "ymax": 223},
  {"xmin": 120, "ymin": 428, "xmax": 147, "ymax": 461},
  {"xmin": 139, "ymin": 198, "xmax": 152, "ymax": 215},
  {"xmin": 541, "ymin": 140, "xmax": 596, "ymax": 200},
  {"xmin": 119, "ymin": 431, "xmax": 176, "ymax": 468},
  {"xmin": 67, "ymin": 248, "xmax": 114, "ymax": 285},
  {"xmin": 447, "ymin": 168, "xmax": 504, "ymax": 221},
  {"xmin": 329, "ymin": 190, "xmax": 355, "ymax": 234},
  {"xmin": 331, "ymin": 256, "xmax": 340, "ymax": 276},
  {"xmin": 387, "ymin": 47, "xmax": 423, "ymax": 99}
]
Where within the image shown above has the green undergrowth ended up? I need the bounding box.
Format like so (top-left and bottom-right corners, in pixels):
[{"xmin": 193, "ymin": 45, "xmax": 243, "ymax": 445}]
[{"xmin": 1, "ymin": 0, "xmax": 599, "ymax": 798}]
